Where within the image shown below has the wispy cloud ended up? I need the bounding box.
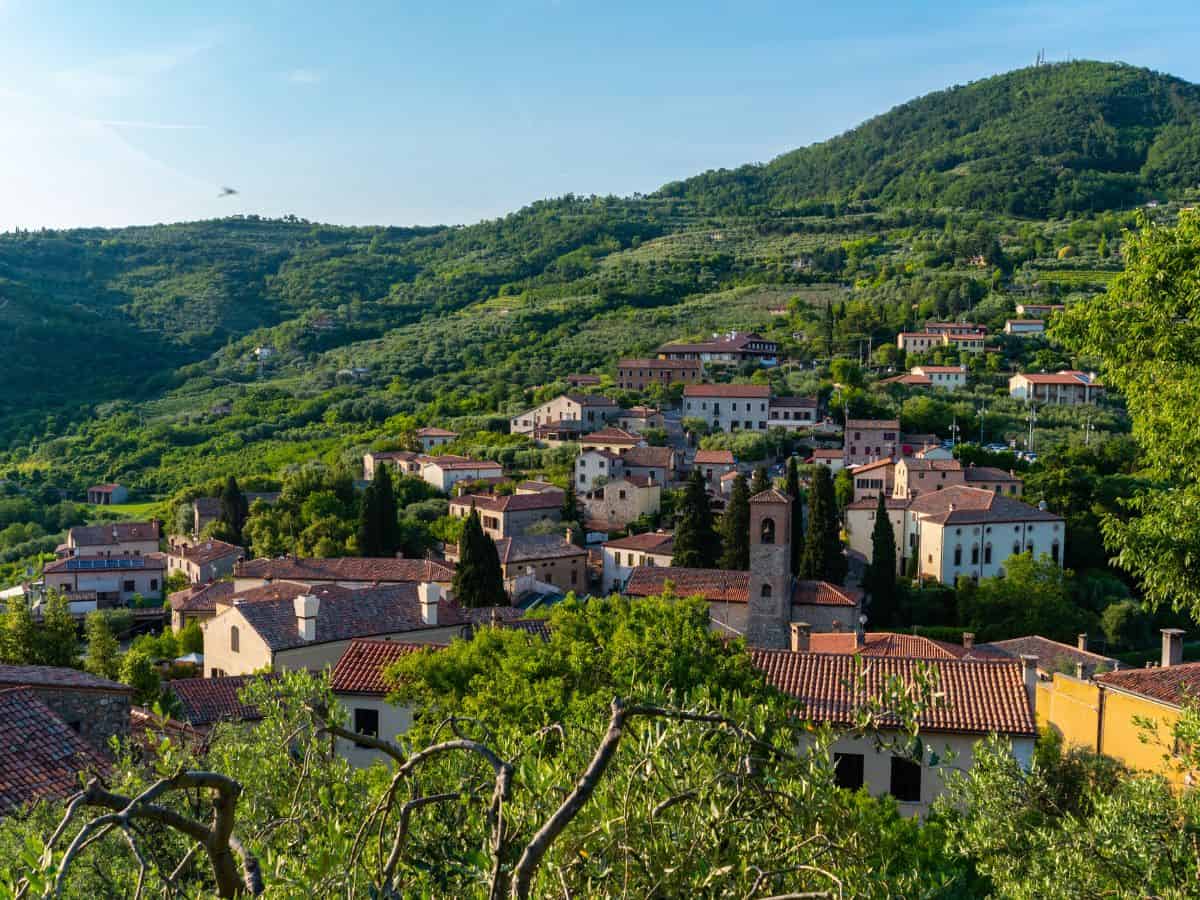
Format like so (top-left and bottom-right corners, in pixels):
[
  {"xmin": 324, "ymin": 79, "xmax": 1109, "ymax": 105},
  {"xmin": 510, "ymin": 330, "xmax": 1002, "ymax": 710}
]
[
  {"xmin": 53, "ymin": 40, "xmax": 214, "ymax": 100},
  {"xmin": 286, "ymin": 68, "xmax": 324, "ymax": 85},
  {"xmin": 89, "ymin": 118, "xmax": 205, "ymax": 131}
]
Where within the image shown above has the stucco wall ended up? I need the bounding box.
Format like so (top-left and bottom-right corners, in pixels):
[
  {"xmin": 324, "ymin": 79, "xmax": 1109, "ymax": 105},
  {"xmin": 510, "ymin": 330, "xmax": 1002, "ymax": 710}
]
[{"xmin": 332, "ymin": 696, "xmax": 416, "ymax": 767}]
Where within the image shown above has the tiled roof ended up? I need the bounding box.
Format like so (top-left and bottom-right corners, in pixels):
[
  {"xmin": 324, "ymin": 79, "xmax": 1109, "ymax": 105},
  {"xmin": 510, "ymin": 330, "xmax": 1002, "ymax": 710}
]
[
  {"xmin": 168, "ymin": 539, "xmax": 244, "ymax": 565},
  {"xmin": 44, "ymin": 553, "xmax": 166, "ymax": 574},
  {"xmin": 235, "ymin": 556, "xmax": 455, "ymax": 583},
  {"xmin": 845, "ymin": 419, "xmax": 901, "ymax": 430},
  {"xmin": 494, "ymin": 536, "xmax": 586, "ymax": 565},
  {"xmin": 581, "ymin": 427, "xmax": 642, "ymax": 445},
  {"xmin": 683, "ymin": 384, "xmax": 771, "ymax": 398},
  {"xmin": 749, "ymin": 488, "xmax": 789, "ymax": 504},
  {"xmin": 0, "ymin": 687, "xmax": 110, "ymax": 814},
  {"xmin": 603, "ymin": 531, "xmax": 675, "ymax": 552},
  {"xmin": 168, "ymin": 676, "xmax": 271, "ymax": 726},
  {"xmin": 498, "ymin": 619, "xmax": 552, "ymax": 640},
  {"xmin": 851, "ymin": 458, "xmax": 895, "ymax": 474},
  {"xmin": 450, "ymin": 492, "xmax": 563, "ymax": 513},
  {"xmin": 170, "ymin": 580, "xmax": 237, "ymax": 614},
  {"xmin": 564, "ymin": 393, "xmax": 620, "ymax": 407},
  {"xmin": 793, "ymin": 581, "xmax": 861, "ymax": 608},
  {"xmin": 331, "ymin": 639, "xmax": 433, "ymax": 695},
  {"xmin": 880, "ymin": 374, "xmax": 932, "ymax": 386},
  {"xmin": 624, "ymin": 405, "xmax": 661, "ymax": 416},
  {"xmin": 985, "ymin": 636, "xmax": 1118, "ymax": 672},
  {"xmin": 516, "ymin": 481, "xmax": 563, "ymax": 494},
  {"xmin": 810, "ymin": 449, "xmax": 843, "ymax": 459},
  {"xmin": 416, "ymin": 427, "xmax": 459, "ymax": 437},
  {"xmin": 622, "ymin": 446, "xmax": 673, "ymax": 468},
  {"xmin": 234, "ymin": 583, "xmax": 469, "ymax": 652},
  {"xmin": 0, "ymin": 664, "xmax": 133, "ymax": 694},
  {"xmin": 68, "ymin": 521, "xmax": 160, "ymax": 547},
  {"xmin": 751, "ymin": 651, "xmax": 1035, "ymax": 736},
  {"xmin": 901, "ymin": 459, "xmax": 962, "ymax": 471},
  {"xmin": 87, "ymin": 483, "xmax": 122, "ymax": 493},
  {"xmin": 807, "ymin": 632, "xmax": 964, "ymax": 658},
  {"xmin": 962, "ymin": 466, "xmax": 1021, "ymax": 483},
  {"xmin": 1015, "ymin": 370, "xmax": 1102, "ymax": 386},
  {"xmin": 624, "ymin": 567, "xmax": 749, "ymax": 603},
  {"xmin": 1097, "ymin": 662, "xmax": 1200, "ymax": 707},
  {"xmin": 618, "ymin": 358, "xmax": 699, "ymax": 369},
  {"xmin": 424, "ymin": 457, "xmax": 503, "ymax": 472},
  {"xmin": 845, "ymin": 496, "xmax": 910, "ymax": 511},
  {"xmin": 907, "ymin": 485, "xmax": 1061, "ymax": 525},
  {"xmin": 694, "ymin": 450, "xmax": 735, "ymax": 464},
  {"xmin": 367, "ymin": 449, "xmax": 421, "ymax": 461},
  {"xmin": 770, "ymin": 396, "xmax": 818, "ymax": 408}
]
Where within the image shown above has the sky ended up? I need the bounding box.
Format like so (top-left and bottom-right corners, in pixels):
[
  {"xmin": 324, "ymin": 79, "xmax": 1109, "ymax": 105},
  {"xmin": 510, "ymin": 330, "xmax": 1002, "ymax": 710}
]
[{"xmin": 1, "ymin": 0, "xmax": 1198, "ymax": 230}]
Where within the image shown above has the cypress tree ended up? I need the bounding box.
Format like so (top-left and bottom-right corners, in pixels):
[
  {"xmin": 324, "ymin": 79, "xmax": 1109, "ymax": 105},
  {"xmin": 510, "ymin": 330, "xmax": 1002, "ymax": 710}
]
[
  {"xmin": 357, "ymin": 480, "xmax": 381, "ymax": 557},
  {"xmin": 671, "ymin": 470, "xmax": 721, "ymax": 569},
  {"xmin": 561, "ymin": 480, "xmax": 580, "ymax": 525},
  {"xmin": 452, "ymin": 508, "xmax": 506, "ymax": 608},
  {"xmin": 718, "ymin": 473, "xmax": 751, "ymax": 570},
  {"xmin": 863, "ymin": 491, "xmax": 898, "ymax": 626},
  {"xmin": 822, "ymin": 467, "xmax": 849, "ymax": 584},
  {"xmin": 375, "ymin": 464, "xmax": 401, "ymax": 555},
  {"xmin": 801, "ymin": 466, "xmax": 846, "ymax": 583},
  {"xmin": 785, "ymin": 457, "xmax": 805, "ymax": 576},
  {"xmin": 218, "ymin": 475, "xmax": 248, "ymax": 545},
  {"xmin": 749, "ymin": 466, "xmax": 770, "ymax": 495}
]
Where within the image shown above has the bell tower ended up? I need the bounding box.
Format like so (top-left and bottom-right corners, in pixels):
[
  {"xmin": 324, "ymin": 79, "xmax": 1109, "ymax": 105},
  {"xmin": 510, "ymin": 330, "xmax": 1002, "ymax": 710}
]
[{"xmin": 747, "ymin": 488, "xmax": 792, "ymax": 649}]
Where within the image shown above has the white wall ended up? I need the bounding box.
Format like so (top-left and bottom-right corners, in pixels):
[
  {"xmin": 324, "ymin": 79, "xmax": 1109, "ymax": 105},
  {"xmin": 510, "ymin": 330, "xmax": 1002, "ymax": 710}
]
[
  {"xmin": 332, "ymin": 695, "xmax": 415, "ymax": 768},
  {"xmin": 920, "ymin": 518, "xmax": 1065, "ymax": 585},
  {"xmin": 682, "ymin": 395, "xmax": 770, "ymax": 432}
]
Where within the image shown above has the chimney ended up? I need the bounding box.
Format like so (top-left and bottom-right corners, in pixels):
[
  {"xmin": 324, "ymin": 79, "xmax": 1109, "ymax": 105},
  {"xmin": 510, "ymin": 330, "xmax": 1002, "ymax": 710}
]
[
  {"xmin": 1075, "ymin": 662, "xmax": 1086, "ymax": 680},
  {"xmin": 1077, "ymin": 633, "xmax": 1088, "ymax": 652},
  {"xmin": 293, "ymin": 594, "xmax": 320, "ymax": 642},
  {"xmin": 419, "ymin": 582, "xmax": 441, "ymax": 626},
  {"xmin": 564, "ymin": 528, "xmax": 574, "ymax": 546},
  {"xmin": 1162, "ymin": 628, "xmax": 1185, "ymax": 668},
  {"xmin": 1020, "ymin": 655, "xmax": 1039, "ymax": 710},
  {"xmin": 789, "ymin": 622, "xmax": 811, "ymax": 653},
  {"xmin": 962, "ymin": 632, "xmax": 975, "ymax": 650}
]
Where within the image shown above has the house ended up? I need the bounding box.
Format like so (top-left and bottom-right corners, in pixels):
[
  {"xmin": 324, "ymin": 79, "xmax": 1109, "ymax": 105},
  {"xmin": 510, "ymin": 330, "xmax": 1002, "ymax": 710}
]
[
  {"xmin": 481, "ymin": 535, "xmax": 588, "ymax": 595},
  {"xmin": 165, "ymin": 537, "xmax": 245, "ymax": 584},
  {"xmin": 566, "ymin": 374, "xmax": 601, "ymax": 387},
  {"xmin": 880, "ymin": 372, "xmax": 934, "ymax": 388},
  {"xmin": 170, "ymin": 581, "xmax": 236, "ymax": 632},
  {"xmin": 682, "ymin": 384, "xmax": 771, "ymax": 432},
  {"xmin": 693, "ymin": 449, "xmax": 737, "ymax": 485},
  {"xmin": 844, "ymin": 419, "xmax": 900, "ymax": 466},
  {"xmin": 1004, "ymin": 319, "xmax": 1045, "ymax": 337},
  {"xmin": 892, "ymin": 459, "xmax": 1022, "ymax": 499},
  {"xmin": 1009, "ymin": 371, "xmax": 1105, "ymax": 405},
  {"xmin": 809, "ymin": 448, "xmax": 845, "ymax": 471},
  {"xmin": 515, "ymin": 480, "xmax": 563, "ymax": 495},
  {"xmin": 233, "ymin": 556, "xmax": 455, "ymax": 593},
  {"xmin": 616, "ymin": 358, "xmax": 702, "ymax": 391},
  {"xmin": 448, "ymin": 491, "xmax": 563, "ymax": 539},
  {"xmin": 601, "ymin": 532, "xmax": 674, "ymax": 593},
  {"xmin": 768, "ymin": 396, "xmax": 819, "ymax": 429},
  {"xmin": 420, "ymin": 456, "xmax": 504, "ymax": 492},
  {"xmin": 752, "ymin": 649, "xmax": 1036, "ymax": 814},
  {"xmin": 201, "ymin": 581, "xmax": 471, "ymax": 677},
  {"xmin": 66, "ymin": 521, "xmax": 161, "ymax": 557},
  {"xmin": 656, "ymin": 331, "xmax": 778, "ymax": 367},
  {"xmin": 850, "ymin": 458, "xmax": 895, "ymax": 502},
  {"xmin": 583, "ymin": 475, "xmax": 662, "ymax": 530},
  {"xmin": 86, "ymin": 483, "xmax": 128, "ymax": 505},
  {"xmin": 0, "ymin": 664, "xmax": 133, "ymax": 755},
  {"xmin": 167, "ymin": 675, "xmax": 268, "ymax": 731},
  {"xmin": 416, "ymin": 427, "xmax": 459, "ymax": 451},
  {"xmin": 1036, "ymin": 630, "xmax": 1194, "ymax": 786},
  {"xmin": 363, "ymin": 450, "xmax": 424, "ymax": 481},
  {"xmin": 0, "ymin": 687, "xmax": 112, "ymax": 815},
  {"xmin": 579, "ymin": 427, "xmax": 644, "ymax": 454},
  {"xmin": 576, "ymin": 448, "xmax": 624, "ymax": 492},
  {"xmin": 43, "ymin": 554, "xmax": 166, "ymax": 607},
  {"xmin": 719, "ymin": 470, "xmax": 742, "ymax": 495},
  {"xmin": 910, "ymin": 365, "xmax": 967, "ymax": 390},
  {"xmin": 980, "ymin": 633, "xmax": 1117, "ymax": 679},
  {"xmin": 896, "ymin": 332, "xmax": 948, "ymax": 354},
  {"xmin": 944, "ymin": 333, "xmax": 986, "ymax": 354},
  {"xmin": 1015, "ymin": 303, "xmax": 1065, "ymax": 317},
  {"xmin": 616, "ymin": 406, "xmax": 665, "ymax": 433},
  {"xmin": 844, "ymin": 496, "xmax": 908, "ymax": 572},
  {"xmin": 331, "ymin": 639, "xmax": 428, "ymax": 766},
  {"xmin": 620, "ymin": 445, "xmax": 675, "ymax": 485},
  {"xmin": 925, "ymin": 321, "xmax": 986, "ymax": 338},
  {"xmin": 509, "ymin": 393, "xmax": 621, "ymax": 435}
]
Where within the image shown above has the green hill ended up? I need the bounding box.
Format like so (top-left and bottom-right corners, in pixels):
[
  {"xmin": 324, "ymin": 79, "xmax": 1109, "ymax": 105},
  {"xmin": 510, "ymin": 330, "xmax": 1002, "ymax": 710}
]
[{"xmin": 659, "ymin": 61, "xmax": 1200, "ymax": 216}]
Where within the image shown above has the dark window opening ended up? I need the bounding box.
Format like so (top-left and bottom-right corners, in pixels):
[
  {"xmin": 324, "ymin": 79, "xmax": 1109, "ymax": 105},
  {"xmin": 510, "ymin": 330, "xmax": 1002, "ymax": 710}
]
[
  {"xmin": 760, "ymin": 517, "xmax": 776, "ymax": 544},
  {"xmin": 890, "ymin": 757, "xmax": 922, "ymax": 802},
  {"xmin": 354, "ymin": 707, "xmax": 380, "ymax": 738},
  {"xmin": 834, "ymin": 752, "xmax": 865, "ymax": 790}
]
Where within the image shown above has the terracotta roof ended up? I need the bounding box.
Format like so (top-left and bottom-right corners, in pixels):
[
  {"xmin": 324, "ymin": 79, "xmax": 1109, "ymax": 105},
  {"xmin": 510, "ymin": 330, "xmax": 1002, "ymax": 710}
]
[
  {"xmin": 851, "ymin": 458, "xmax": 895, "ymax": 474},
  {"xmin": 770, "ymin": 396, "xmax": 818, "ymax": 408},
  {"xmin": 749, "ymin": 488, "xmax": 789, "ymax": 504},
  {"xmin": 618, "ymin": 358, "xmax": 700, "ymax": 370},
  {"xmin": 845, "ymin": 496, "xmax": 910, "ymax": 511},
  {"xmin": 907, "ymin": 485, "xmax": 1061, "ymax": 525},
  {"xmin": 168, "ymin": 676, "xmax": 271, "ymax": 726},
  {"xmin": 87, "ymin": 483, "xmax": 122, "ymax": 493},
  {"xmin": 985, "ymin": 636, "xmax": 1118, "ymax": 672},
  {"xmin": 751, "ymin": 651, "xmax": 1035, "ymax": 736},
  {"xmin": 494, "ymin": 536, "xmax": 587, "ymax": 565},
  {"xmin": 44, "ymin": 553, "xmax": 166, "ymax": 574},
  {"xmin": 516, "ymin": 481, "xmax": 563, "ymax": 494},
  {"xmin": 845, "ymin": 419, "xmax": 900, "ymax": 430},
  {"xmin": 720, "ymin": 470, "xmax": 741, "ymax": 481},
  {"xmin": 424, "ymin": 457, "xmax": 503, "ymax": 472},
  {"xmin": 170, "ymin": 580, "xmax": 237, "ymax": 614},
  {"xmin": 235, "ymin": 556, "xmax": 455, "ymax": 583},
  {"xmin": 68, "ymin": 521, "xmax": 161, "ymax": 547},
  {"xmin": 807, "ymin": 632, "xmax": 964, "ymax": 658},
  {"xmin": 0, "ymin": 664, "xmax": 133, "ymax": 694},
  {"xmin": 564, "ymin": 393, "xmax": 620, "ymax": 407},
  {"xmin": 1014, "ymin": 370, "xmax": 1102, "ymax": 386},
  {"xmin": 449, "ymin": 492, "xmax": 563, "ymax": 513},
  {"xmin": 622, "ymin": 446, "xmax": 673, "ymax": 468},
  {"xmin": 694, "ymin": 450, "xmax": 736, "ymax": 464},
  {"xmin": 603, "ymin": 532, "xmax": 675, "ymax": 552},
  {"xmin": 581, "ymin": 427, "xmax": 642, "ymax": 445},
  {"xmin": 332, "ymin": 639, "xmax": 434, "ymax": 695},
  {"xmin": 880, "ymin": 374, "xmax": 932, "ymax": 386},
  {"xmin": 1097, "ymin": 661, "xmax": 1200, "ymax": 707},
  {"xmin": 168, "ymin": 539, "xmax": 244, "ymax": 566},
  {"xmin": 962, "ymin": 466, "xmax": 1021, "ymax": 483},
  {"xmin": 416, "ymin": 427, "xmax": 459, "ymax": 437},
  {"xmin": 0, "ymin": 687, "xmax": 109, "ymax": 814},
  {"xmin": 810, "ymin": 449, "xmax": 843, "ymax": 459},
  {"xmin": 683, "ymin": 384, "xmax": 771, "ymax": 398},
  {"xmin": 793, "ymin": 581, "xmax": 861, "ymax": 608},
  {"xmin": 624, "ymin": 567, "xmax": 749, "ymax": 603}
]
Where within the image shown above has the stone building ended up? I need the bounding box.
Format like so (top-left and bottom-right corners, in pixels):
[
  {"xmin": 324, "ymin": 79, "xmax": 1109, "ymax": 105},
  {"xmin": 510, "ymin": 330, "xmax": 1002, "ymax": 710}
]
[
  {"xmin": 748, "ymin": 489, "xmax": 792, "ymax": 650},
  {"xmin": 0, "ymin": 665, "xmax": 132, "ymax": 754}
]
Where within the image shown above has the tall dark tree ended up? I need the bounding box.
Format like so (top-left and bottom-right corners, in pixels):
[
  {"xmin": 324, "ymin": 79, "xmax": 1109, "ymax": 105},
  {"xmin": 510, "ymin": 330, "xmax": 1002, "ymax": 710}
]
[
  {"xmin": 862, "ymin": 492, "xmax": 898, "ymax": 626},
  {"xmin": 672, "ymin": 470, "xmax": 721, "ymax": 569},
  {"xmin": 217, "ymin": 476, "xmax": 248, "ymax": 545},
  {"xmin": 801, "ymin": 466, "xmax": 846, "ymax": 584},
  {"xmin": 359, "ymin": 464, "xmax": 401, "ymax": 557},
  {"xmin": 785, "ymin": 458, "xmax": 805, "ymax": 576},
  {"xmin": 452, "ymin": 508, "xmax": 506, "ymax": 608},
  {"xmin": 561, "ymin": 480, "xmax": 580, "ymax": 525},
  {"xmin": 718, "ymin": 474, "xmax": 750, "ymax": 570},
  {"xmin": 749, "ymin": 467, "xmax": 770, "ymax": 495}
]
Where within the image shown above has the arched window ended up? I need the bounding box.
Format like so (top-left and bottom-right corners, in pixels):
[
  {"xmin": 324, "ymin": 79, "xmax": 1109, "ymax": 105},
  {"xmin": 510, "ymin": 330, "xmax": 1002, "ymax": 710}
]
[
  {"xmin": 984, "ymin": 543, "xmax": 992, "ymax": 565},
  {"xmin": 971, "ymin": 545, "xmax": 979, "ymax": 565},
  {"xmin": 230, "ymin": 625, "xmax": 240, "ymax": 653},
  {"xmin": 760, "ymin": 517, "xmax": 776, "ymax": 544},
  {"xmin": 1012, "ymin": 542, "xmax": 1021, "ymax": 557},
  {"xmin": 953, "ymin": 545, "xmax": 962, "ymax": 566},
  {"xmin": 761, "ymin": 583, "xmax": 772, "ymax": 599},
  {"xmin": 1051, "ymin": 541, "xmax": 1060, "ymax": 564}
]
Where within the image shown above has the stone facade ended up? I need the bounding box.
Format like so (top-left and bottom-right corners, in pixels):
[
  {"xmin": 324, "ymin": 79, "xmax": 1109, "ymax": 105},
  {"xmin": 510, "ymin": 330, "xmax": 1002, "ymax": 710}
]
[
  {"xmin": 747, "ymin": 491, "xmax": 792, "ymax": 649},
  {"xmin": 32, "ymin": 686, "xmax": 132, "ymax": 754}
]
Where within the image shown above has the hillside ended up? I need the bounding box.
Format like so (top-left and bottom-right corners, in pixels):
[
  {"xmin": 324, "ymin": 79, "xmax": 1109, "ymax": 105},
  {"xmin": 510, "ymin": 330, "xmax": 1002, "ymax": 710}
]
[{"xmin": 659, "ymin": 61, "xmax": 1200, "ymax": 216}]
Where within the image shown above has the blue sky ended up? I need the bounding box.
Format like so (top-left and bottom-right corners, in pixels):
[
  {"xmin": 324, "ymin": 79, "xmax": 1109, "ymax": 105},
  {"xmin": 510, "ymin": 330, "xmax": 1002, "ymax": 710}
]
[{"xmin": 1, "ymin": 0, "xmax": 1198, "ymax": 229}]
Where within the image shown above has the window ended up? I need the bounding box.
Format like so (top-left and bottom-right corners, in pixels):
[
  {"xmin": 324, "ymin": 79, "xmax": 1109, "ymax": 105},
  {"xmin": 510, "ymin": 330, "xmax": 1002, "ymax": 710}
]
[
  {"xmin": 953, "ymin": 545, "xmax": 962, "ymax": 566},
  {"xmin": 123, "ymin": 579, "xmax": 135, "ymax": 592},
  {"xmin": 1013, "ymin": 542, "xmax": 1021, "ymax": 557},
  {"xmin": 150, "ymin": 579, "xmax": 158, "ymax": 591},
  {"xmin": 571, "ymin": 571, "xmax": 577, "ymax": 585},
  {"xmin": 834, "ymin": 752, "xmax": 865, "ymax": 790},
  {"xmin": 354, "ymin": 707, "xmax": 380, "ymax": 738},
  {"xmin": 760, "ymin": 583, "xmax": 772, "ymax": 599},
  {"xmin": 579, "ymin": 474, "xmax": 586, "ymax": 484},
  {"xmin": 1051, "ymin": 541, "xmax": 1060, "ymax": 564},
  {"xmin": 984, "ymin": 544, "xmax": 992, "ymax": 564},
  {"xmin": 760, "ymin": 517, "xmax": 776, "ymax": 544},
  {"xmin": 889, "ymin": 757, "xmax": 922, "ymax": 802},
  {"xmin": 971, "ymin": 546, "xmax": 979, "ymax": 565}
]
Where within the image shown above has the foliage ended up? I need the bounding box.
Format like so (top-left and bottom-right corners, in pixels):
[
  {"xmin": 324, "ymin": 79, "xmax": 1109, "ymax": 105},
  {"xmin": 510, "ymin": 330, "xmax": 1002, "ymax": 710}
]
[
  {"xmin": 450, "ymin": 508, "xmax": 505, "ymax": 608},
  {"xmin": 119, "ymin": 649, "xmax": 161, "ymax": 706},
  {"xmin": 178, "ymin": 620, "xmax": 205, "ymax": 655},
  {"xmin": 863, "ymin": 492, "xmax": 898, "ymax": 626},
  {"xmin": 214, "ymin": 475, "xmax": 248, "ymax": 545},
  {"xmin": 670, "ymin": 470, "xmax": 721, "ymax": 568},
  {"xmin": 785, "ymin": 457, "xmax": 805, "ymax": 575},
  {"xmin": 83, "ymin": 611, "xmax": 120, "ymax": 680},
  {"xmin": 956, "ymin": 554, "xmax": 1090, "ymax": 642},
  {"xmin": 718, "ymin": 473, "xmax": 750, "ymax": 570},
  {"xmin": 800, "ymin": 466, "xmax": 847, "ymax": 584},
  {"xmin": 357, "ymin": 464, "xmax": 401, "ymax": 557}
]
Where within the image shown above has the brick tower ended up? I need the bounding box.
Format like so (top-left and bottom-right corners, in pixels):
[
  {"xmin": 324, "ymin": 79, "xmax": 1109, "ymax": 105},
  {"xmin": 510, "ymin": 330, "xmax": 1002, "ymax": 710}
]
[{"xmin": 747, "ymin": 488, "xmax": 792, "ymax": 649}]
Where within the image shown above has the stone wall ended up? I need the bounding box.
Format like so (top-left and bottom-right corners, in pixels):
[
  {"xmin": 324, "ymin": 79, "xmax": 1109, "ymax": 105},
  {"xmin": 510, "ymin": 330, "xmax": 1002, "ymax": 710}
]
[{"xmin": 32, "ymin": 687, "xmax": 131, "ymax": 754}]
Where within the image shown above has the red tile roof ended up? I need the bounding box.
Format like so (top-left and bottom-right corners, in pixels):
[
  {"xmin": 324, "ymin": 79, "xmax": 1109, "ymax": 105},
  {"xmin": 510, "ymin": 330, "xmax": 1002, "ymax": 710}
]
[
  {"xmin": 880, "ymin": 374, "xmax": 933, "ymax": 386},
  {"xmin": 624, "ymin": 567, "xmax": 749, "ymax": 603},
  {"xmin": 845, "ymin": 419, "xmax": 901, "ymax": 430},
  {"xmin": 168, "ymin": 676, "xmax": 272, "ymax": 727},
  {"xmin": 749, "ymin": 488, "xmax": 789, "ymax": 504},
  {"xmin": 170, "ymin": 580, "xmax": 236, "ymax": 614},
  {"xmin": 581, "ymin": 427, "xmax": 642, "ymax": 445},
  {"xmin": 683, "ymin": 384, "xmax": 771, "ymax": 398},
  {"xmin": 603, "ymin": 532, "xmax": 675, "ymax": 553},
  {"xmin": 694, "ymin": 450, "xmax": 735, "ymax": 464},
  {"xmin": 424, "ymin": 457, "xmax": 504, "ymax": 472},
  {"xmin": 807, "ymin": 632, "xmax": 963, "ymax": 658},
  {"xmin": 68, "ymin": 521, "xmax": 161, "ymax": 547},
  {"xmin": 0, "ymin": 664, "xmax": 133, "ymax": 694},
  {"xmin": 792, "ymin": 581, "xmax": 861, "ymax": 608},
  {"xmin": 0, "ymin": 687, "xmax": 110, "ymax": 814},
  {"xmin": 851, "ymin": 458, "xmax": 896, "ymax": 474},
  {"xmin": 1097, "ymin": 662, "xmax": 1200, "ymax": 707},
  {"xmin": 810, "ymin": 449, "xmax": 843, "ymax": 459},
  {"xmin": 416, "ymin": 427, "xmax": 459, "ymax": 437},
  {"xmin": 168, "ymin": 539, "xmax": 244, "ymax": 565},
  {"xmin": 494, "ymin": 536, "xmax": 587, "ymax": 565},
  {"xmin": 235, "ymin": 556, "xmax": 455, "ymax": 583},
  {"xmin": 985, "ymin": 636, "xmax": 1117, "ymax": 672},
  {"xmin": 618, "ymin": 358, "xmax": 700, "ymax": 370},
  {"xmin": 622, "ymin": 446, "xmax": 674, "ymax": 468},
  {"xmin": 1015, "ymin": 370, "xmax": 1102, "ymax": 386},
  {"xmin": 907, "ymin": 485, "xmax": 1061, "ymax": 525},
  {"xmin": 331, "ymin": 639, "xmax": 434, "ymax": 695},
  {"xmin": 751, "ymin": 651, "xmax": 1035, "ymax": 736},
  {"xmin": 449, "ymin": 492, "xmax": 563, "ymax": 513}
]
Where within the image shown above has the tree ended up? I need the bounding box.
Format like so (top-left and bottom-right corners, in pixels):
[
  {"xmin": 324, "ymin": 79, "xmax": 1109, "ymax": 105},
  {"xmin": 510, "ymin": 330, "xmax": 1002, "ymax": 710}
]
[
  {"xmin": 0, "ymin": 593, "xmax": 35, "ymax": 664},
  {"xmin": 215, "ymin": 475, "xmax": 248, "ymax": 545},
  {"xmin": 178, "ymin": 620, "xmax": 205, "ymax": 655},
  {"xmin": 862, "ymin": 493, "xmax": 898, "ymax": 626},
  {"xmin": 957, "ymin": 553, "xmax": 1089, "ymax": 643},
  {"xmin": 560, "ymin": 479, "xmax": 580, "ymax": 531},
  {"xmin": 718, "ymin": 474, "xmax": 750, "ymax": 570},
  {"xmin": 37, "ymin": 590, "xmax": 78, "ymax": 668},
  {"xmin": 834, "ymin": 468, "xmax": 854, "ymax": 511},
  {"xmin": 671, "ymin": 470, "xmax": 721, "ymax": 568},
  {"xmin": 1054, "ymin": 211, "xmax": 1200, "ymax": 618},
  {"xmin": 800, "ymin": 466, "xmax": 846, "ymax": 584},
  {"xmin": 451, "ymin": 508, "xmax": 506, "ymax": 608},
  {"xmin": 749, "ymin": 467, "xmax": 770, "ymax": 495},
  {"xmin": 357, "ymin": 464, "xmax": 401, "ymax": 557},
  {"xmin": 84, "ymin": 612, "xmax": 120, "ymax": 680},
  {"xmin": 785, "ymin": 457, "xmax": 805, "ymax": 576},
  {"xmin": 120, "ymin": 649, "xmax": 161, "ymax": 706}
]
